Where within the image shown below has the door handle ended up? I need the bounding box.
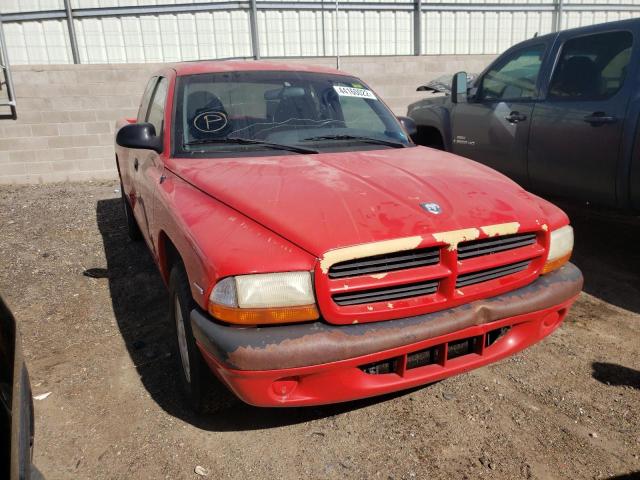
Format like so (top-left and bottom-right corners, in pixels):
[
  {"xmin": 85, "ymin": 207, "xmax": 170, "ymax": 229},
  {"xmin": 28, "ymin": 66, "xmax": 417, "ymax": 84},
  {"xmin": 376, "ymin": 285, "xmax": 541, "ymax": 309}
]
[
  {"xmin": 505, "ymin": 111, "xmax": 527, "ymax": 124},
  {"xmin": 583, "ymin": 112, "xmax": 617, "ymax": 125},
  {"xmin": 134, "ymin": 158, "xmax": 139, "ymax": 171}
]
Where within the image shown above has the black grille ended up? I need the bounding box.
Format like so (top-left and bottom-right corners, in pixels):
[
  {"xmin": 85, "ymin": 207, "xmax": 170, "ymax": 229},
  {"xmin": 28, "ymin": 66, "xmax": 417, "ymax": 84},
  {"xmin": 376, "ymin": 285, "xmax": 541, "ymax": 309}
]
[
  {"xmin": 456, "ymin": 260, "xmax": 530, "ymax": 288},
  {"xmin": 359, "ymin": 328, "xmax": 512, "ymax": 375},
  {"xmin": 457, "ymin": 233, "xmax": 536, "ymax": 260},
  {"xmin": 332, "ymin": 279, "xmax": 439, "ymax": 306},
  {"xmin": 328, "ymin": 247, "xmax": 440, "ymax": 279},
  {"xmin": 447, "ymin": 337, "xmax": 482, "ymax": 359},
  {"xmin": 406, "ymin": 346, "xmax": 442, "ymax": 369}
]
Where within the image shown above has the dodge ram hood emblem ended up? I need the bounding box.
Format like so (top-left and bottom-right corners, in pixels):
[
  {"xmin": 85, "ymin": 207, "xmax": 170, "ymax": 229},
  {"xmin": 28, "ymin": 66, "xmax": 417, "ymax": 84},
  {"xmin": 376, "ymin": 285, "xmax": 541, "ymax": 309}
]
[{"xmin": 420, "ymin": 202, "xmax": 442, "ymax": 215}]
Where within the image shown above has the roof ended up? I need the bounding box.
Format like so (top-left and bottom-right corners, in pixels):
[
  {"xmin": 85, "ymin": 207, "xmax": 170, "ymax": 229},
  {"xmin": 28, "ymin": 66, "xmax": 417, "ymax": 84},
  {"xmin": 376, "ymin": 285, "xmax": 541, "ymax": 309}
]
[{"xmin": 167, "ymin": 59, "xmax": 347, "ymax": 77}]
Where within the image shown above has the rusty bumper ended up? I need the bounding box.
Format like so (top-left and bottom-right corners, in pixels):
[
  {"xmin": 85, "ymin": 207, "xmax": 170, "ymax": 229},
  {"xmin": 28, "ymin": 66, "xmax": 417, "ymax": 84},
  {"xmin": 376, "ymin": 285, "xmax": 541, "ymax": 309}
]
[{"xmin": 191, "ymin": 263, "xmax": 583, "ymax": 372}]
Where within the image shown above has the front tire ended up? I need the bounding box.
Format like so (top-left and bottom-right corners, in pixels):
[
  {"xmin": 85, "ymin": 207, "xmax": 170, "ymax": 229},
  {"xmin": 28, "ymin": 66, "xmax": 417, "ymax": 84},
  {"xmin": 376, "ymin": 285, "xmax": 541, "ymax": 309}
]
[
  {"xmin": 169, "ymin": 263, "xmax": 213, "ymax": 413},
  {"xmin": 121, "ymin": 185, "xmax": 143, "ymax": 241}
]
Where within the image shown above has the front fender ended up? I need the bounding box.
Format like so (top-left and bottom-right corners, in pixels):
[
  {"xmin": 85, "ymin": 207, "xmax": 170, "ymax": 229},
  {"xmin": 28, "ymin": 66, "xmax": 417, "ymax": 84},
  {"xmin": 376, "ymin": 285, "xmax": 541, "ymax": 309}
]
[
  {"xmin": 407, "ymin": 100, "xmax": 453, "ymax": 152},
  {"xmin": 151, "ymin": 171, "xmax": 317, "ymax": 310}
]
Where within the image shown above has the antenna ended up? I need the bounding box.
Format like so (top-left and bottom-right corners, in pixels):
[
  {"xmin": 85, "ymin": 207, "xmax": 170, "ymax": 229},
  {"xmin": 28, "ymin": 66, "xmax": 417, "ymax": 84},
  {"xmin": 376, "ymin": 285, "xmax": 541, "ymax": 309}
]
[{"xmin": 335, "ymin": 0, "xmax": 340, "ymax": 70}]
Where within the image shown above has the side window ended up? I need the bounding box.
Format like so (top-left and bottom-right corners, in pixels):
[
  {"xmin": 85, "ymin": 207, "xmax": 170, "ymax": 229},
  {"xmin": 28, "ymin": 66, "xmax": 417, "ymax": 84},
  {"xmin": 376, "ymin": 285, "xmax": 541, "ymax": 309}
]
[
  {"xmin": 146, "ymin": 77, "xmax": 169, "ymax": 136},
  {"xmin": 549, "ymin": 31, "xmax": 632, "ymax": 100},
  {"xmin": 478, "ymin": 44, "xmax": 545, "ymax": 101},
  {"xmin": 137, "ymin": 77, "xmax": 157, "ymax": 123}
]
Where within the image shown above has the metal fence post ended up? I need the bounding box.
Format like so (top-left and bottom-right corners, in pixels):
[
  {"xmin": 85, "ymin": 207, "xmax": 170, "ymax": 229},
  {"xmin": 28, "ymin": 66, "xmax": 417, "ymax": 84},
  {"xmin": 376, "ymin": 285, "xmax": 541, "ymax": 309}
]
[
  {"xmin": 249, "ymin": 0, "xmax": 260, "ymax": 59},
  {"xmin": 554, "ymin": 0, "xmax": 564, "ymax": 32},
  {"xmin": 0, "ymin": 14, "xmax": 17, "ymax": 119},
  {"xmin": 414, "ymin": 0, "xmax": 422, "ymax": 56},
  {"xmin": 63, "ymin": 0, "xmax": 80, "ymax": 64}
]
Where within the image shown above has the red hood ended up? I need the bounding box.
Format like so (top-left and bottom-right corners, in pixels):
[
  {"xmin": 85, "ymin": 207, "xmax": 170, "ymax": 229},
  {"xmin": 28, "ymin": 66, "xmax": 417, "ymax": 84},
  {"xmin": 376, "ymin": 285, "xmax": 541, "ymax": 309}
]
[{"xmin": 167, "ymin": 146, "xmax": 552, "ymax": 257}]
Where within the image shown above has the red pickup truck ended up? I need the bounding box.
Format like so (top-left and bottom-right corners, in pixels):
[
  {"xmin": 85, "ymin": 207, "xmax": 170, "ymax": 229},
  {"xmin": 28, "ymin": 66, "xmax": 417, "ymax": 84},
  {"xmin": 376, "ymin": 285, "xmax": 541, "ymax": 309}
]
[{"xmin": 115, "ymin": 61, "xmax": 583, "ymax": 410}]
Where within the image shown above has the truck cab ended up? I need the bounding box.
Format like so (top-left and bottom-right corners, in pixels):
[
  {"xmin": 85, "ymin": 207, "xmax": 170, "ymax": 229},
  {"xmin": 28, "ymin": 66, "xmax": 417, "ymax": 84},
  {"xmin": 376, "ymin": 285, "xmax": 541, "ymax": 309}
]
[{"xmin": 408, "ymin": 18, "xmax": 640, "ymax": 211}]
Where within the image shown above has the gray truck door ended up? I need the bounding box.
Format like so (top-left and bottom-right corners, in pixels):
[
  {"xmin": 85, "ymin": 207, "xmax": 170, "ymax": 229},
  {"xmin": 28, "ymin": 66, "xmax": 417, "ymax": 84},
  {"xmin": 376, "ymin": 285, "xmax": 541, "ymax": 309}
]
[
  {"xmin": 528, "ymin": 30, "xmax": 633, "ymax": 207},
  {"xmin": 451, "ymin": 42, "xmax": 547, "ymax": 187}
]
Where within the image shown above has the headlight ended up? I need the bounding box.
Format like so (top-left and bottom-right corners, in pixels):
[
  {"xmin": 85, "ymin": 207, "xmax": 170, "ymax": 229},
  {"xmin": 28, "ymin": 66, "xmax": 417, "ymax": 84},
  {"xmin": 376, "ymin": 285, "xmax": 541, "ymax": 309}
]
[
  {"xmin": 208, "ymin": 272, "xmax": 319, "ymax": 325},
  {"xmin": 542, "ymin": 225, "xmax": 574, "ymax": 274}
]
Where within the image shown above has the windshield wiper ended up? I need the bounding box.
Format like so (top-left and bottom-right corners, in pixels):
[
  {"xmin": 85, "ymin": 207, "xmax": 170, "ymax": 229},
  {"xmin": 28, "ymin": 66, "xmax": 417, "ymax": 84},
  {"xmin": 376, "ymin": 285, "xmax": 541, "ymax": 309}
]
[
  {"xmin": 302, "ymin": 134, "xmax": 406, "ymax": 148},
  {"xmin": 184, "ymin": 137, "xmax": 318, "ymax": 154}
]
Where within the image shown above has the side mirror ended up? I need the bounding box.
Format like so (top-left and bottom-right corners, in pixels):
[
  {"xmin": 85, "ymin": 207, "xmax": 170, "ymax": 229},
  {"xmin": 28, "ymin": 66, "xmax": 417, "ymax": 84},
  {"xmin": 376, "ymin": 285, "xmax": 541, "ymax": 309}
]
[
  {"xmin": 116, "ymin": 123, "xmax": 162, "ymax": 153},
  {"xmin": 397, "ymin": 116, "xmax": 417, "ymax": 139},
  {"xmin": 451, "ymin": 71, "xmax": 468, "ymax": 104}
]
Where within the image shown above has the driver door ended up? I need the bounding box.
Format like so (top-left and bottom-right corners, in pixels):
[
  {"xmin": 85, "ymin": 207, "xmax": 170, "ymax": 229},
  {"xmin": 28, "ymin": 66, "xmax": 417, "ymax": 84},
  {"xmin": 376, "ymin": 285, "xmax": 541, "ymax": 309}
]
[
  {"xmin": 451, "ymin": 42, "xmax": 548, "ymax": 186},
  {"xmin": 134, "ymin": 77, "xmax": 168, "ymax": 253}
]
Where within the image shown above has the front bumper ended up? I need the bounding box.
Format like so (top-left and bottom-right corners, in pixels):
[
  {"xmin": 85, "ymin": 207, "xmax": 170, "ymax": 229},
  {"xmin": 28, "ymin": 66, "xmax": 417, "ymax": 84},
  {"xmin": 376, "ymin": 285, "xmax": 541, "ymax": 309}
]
[{"xmin": 191, "ymin": 263, "xmax": 583, "ymax": 407}]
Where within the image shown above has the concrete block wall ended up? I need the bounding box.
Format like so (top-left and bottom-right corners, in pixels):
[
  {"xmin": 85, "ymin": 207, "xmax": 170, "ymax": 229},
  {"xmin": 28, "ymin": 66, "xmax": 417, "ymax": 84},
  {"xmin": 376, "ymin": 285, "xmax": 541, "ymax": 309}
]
[{"xmin": 0, "ymin": 54, "xmax": 494, "ymax": 184}]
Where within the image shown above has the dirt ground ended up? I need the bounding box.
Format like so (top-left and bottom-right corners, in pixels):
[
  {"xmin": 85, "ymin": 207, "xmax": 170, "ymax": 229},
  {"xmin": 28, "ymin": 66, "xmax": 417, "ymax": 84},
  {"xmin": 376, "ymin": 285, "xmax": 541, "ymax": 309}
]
[{"xmin": 0, "ymin": 181, "xmax": 638, "ymax": 480}]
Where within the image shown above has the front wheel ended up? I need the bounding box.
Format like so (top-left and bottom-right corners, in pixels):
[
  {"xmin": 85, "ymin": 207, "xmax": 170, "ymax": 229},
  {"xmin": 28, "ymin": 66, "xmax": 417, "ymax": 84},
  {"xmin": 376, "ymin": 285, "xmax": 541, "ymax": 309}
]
[{"xmin": 169, "ymin": 263, "xmax": 217, "ymax": 413}]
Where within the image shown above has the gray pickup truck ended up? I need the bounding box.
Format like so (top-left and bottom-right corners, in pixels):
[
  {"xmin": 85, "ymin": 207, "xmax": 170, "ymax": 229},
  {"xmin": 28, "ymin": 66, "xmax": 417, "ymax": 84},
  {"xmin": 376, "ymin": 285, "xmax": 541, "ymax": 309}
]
[{"xmin": 408, "ymin": 18, "xmax": 640, "ymax": 211}]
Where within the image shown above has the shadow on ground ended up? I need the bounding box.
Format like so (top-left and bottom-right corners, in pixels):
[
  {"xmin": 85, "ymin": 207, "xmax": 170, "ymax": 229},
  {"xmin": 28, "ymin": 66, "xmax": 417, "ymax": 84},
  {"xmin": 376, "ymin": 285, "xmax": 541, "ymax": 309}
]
[
  {"xmin": 555, "ymin": 201, "xmax": 640, "ymax": 314},
  {"xmin": 592, "ymin": 362, "xmax": 640, "ymax": 390},
  {"xmin": 95, "ymin": 197, "xmax": 419, "ymax": 431}
]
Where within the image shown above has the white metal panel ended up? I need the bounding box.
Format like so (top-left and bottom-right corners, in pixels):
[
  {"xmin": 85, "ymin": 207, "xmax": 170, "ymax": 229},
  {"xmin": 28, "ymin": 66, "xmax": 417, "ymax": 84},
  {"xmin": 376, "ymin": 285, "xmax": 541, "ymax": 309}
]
[
  {"xmin": 3, "ymin": 1, "xmax": 640, "ymax": 65},
  {"xmin": 348, "ymin": 11, "xmax": 366, "ymax": 56},
  {"xmin": 3, "ymin": 23, "xmax": 29, "ymax": 64},
  {"xmin": 300, "ymin": 11, "xmax": 318, "ymax": 56},
  {"xmin": 455, "ymin": 12, "xmax": 470, "ymax": 54},
  {"xmin": 423, "ymin": 12, "xmax": 441, "ymax": 54},
  {"xmin": 396, "ymin": 11, "xmax": 412, "ymax": 54},
  {"xmin": 5, "ymin": 20, "xmax": 70, "ymax": 64},
  {"xmin": 381, "ymin": 11, "xmax": 399, "ymax": 55},
  {"xmin": 121, "ymin": 16, "xmax": 145, "ymax": 62},
  {"xmin": 1, "ymin": 0, "xmax": 63, "ymax": 14},
  {"xmin": 102, "ymin": 17, "xmax": 126, "ymax": 62},
  {"xmin": 42, "ymin": 18, "xmax": 71, "ymax": 63},
  {"xmin": 484, "ymin": 11, "xmax": 499, "ymax": 53},
  {"xmin": 468, "ymin": 12, "xmax": 484, "ymax": 54},
  {"xmin": 195, "ymin": 12, "xmax": 218, "ymax": 60},
  {"xmin": 563, "ymin": 9, "xmax": 640, "ymax": 27},
  {"xmin": 283, "ymin": 10, "xmax": 302, "ymax": 56},
  {"xmin": 230, "ymin": 11, "xmax": 251, "ymax": 57},
  {"xmin": 258, "ymin": 9, "xmax": 412, "ymax": 57},
  {"xmin": 77, "ymin": 18, "xmax": 108, "ymax": 63},
  {"xmin": 140, "ymin": 16, "xmax": 163, "ymax": 62},
  {"xmin": 23, "ymin": 21, "xmax": 49, "ymax": 64},
  {"xmin": 440, "ymin": 12, "xmax": 455, "ymax": 54},
  {"xmin": 177, "ymin": 13, "xmax": 199, "ymax": 60},
  {"xmin": 159, "ymin": 15, "xmax": 181, "ymax": 61},
  {"xmin": 363, "ymin": 11, "xmax": 378, "ymax": 55}
]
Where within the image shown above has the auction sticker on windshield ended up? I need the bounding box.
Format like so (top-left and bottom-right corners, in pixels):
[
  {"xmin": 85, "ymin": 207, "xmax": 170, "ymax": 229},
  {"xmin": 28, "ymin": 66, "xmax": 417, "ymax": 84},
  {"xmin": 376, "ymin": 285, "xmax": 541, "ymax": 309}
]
[{"xmin": 333, "ymin": 85, "xmax": 377, "ymax": 100}]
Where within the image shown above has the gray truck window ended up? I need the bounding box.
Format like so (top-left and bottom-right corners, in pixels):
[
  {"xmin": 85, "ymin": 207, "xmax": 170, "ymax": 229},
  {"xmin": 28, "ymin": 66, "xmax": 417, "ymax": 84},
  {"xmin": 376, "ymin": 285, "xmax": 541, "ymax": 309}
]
[
  {"xmin": 478, "ymin": 44, "xmax": 545, "ymax": 101},
  {"xmin": 137, "ymin": 76, "xmax": 157, "ymax": 123},
  {"xmin": 549, "ymin": 31, "xmax": 632, "ymax": 100},
  {"xmin": 146, "ymin": 77, "xmax": 169, "ymax": 135}
]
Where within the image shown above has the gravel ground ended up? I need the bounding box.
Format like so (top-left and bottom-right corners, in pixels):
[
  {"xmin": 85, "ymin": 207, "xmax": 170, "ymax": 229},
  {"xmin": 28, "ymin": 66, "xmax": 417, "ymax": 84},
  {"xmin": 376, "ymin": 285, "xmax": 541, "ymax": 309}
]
[{"xmin": 0, "ymin": 182, "xmax": 638, "ymax": 480}]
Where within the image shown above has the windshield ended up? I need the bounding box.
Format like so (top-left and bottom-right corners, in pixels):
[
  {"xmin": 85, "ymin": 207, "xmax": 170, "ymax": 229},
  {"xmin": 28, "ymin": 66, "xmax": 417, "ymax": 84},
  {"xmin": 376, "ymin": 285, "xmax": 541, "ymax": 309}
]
[{"xmin": 173, "ymin": 70, "xmax": 412, "ymax": 156}]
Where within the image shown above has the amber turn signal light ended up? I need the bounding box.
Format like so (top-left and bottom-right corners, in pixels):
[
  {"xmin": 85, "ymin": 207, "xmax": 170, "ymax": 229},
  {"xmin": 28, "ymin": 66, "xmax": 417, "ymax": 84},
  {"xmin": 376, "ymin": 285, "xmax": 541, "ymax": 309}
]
[
  {"xmin": 208, "ymin": 303, "xmax": 320, "ymax": 325},
  {"xmin": 541, "ymin": 252, "xmax": 571, "ymax": 274}
]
